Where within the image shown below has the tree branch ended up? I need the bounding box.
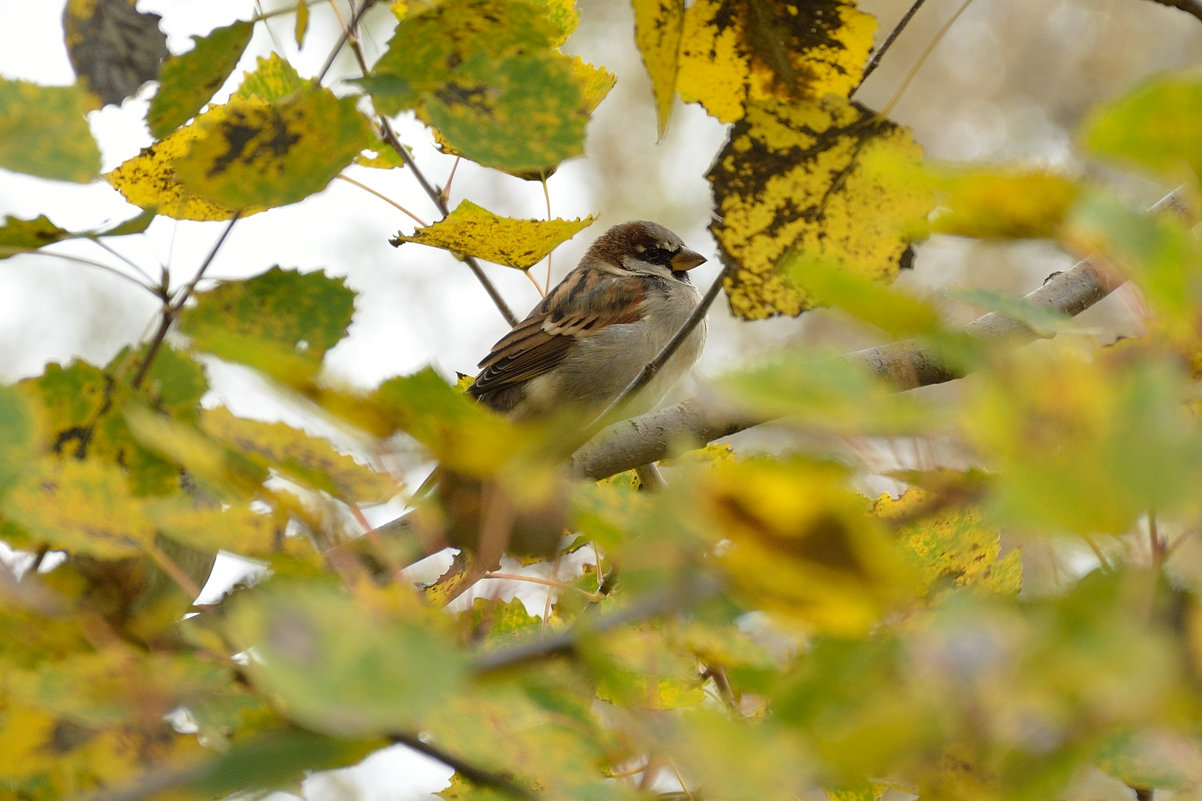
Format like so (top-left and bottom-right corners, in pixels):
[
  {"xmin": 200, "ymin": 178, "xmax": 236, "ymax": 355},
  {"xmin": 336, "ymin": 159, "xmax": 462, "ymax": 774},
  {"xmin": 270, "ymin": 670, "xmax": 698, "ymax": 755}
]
[
  {"xmin": 1143, "ymin": 0, "xmax": 1202, "ymax": 23},
  {"xmin": 566, "ymin": 256, "xmax": 1122, "ymax": 481}
]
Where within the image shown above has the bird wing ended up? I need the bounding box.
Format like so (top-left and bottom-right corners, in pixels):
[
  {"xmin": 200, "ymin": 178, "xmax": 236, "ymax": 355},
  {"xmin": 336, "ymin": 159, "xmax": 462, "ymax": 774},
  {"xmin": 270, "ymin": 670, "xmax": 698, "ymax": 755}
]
[{"xmin": 468, "ymin": 268, "xmax": 646, "ymax": 406}]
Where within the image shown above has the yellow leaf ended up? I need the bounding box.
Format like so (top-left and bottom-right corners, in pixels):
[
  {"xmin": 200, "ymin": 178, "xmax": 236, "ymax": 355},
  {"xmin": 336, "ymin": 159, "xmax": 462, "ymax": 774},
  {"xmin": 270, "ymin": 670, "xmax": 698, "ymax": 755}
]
[
  {"xmin": 106, "ymin": 102, "xmax": 265, "ymax": 221},
  {"xmin": 633, "ymin": 0, "xmax": 685, "ymax": 138},
  {"xmin": 392, "ymin": 200, "xmax": 595, "ymax": 270},
  {"xmin": 708, "ymin": 96, "xmax": 930, "ymax": 319},
  {"xmin": 677, "ymin": 0, "xmax": 876, "ymax": 123},
  {"xmin": 927, "ymin": 166, "xmax": 1080, "ymax": 239},
  {"xmin": 295, "ymin": 0, "xmax": 310, "ymax": 47}
]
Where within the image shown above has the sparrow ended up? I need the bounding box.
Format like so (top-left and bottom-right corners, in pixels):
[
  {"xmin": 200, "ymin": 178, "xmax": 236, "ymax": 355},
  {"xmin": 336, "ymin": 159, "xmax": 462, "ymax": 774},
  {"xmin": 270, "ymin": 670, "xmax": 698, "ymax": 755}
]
[{"xmin": 467, "ymin": 220, "xmax": 708, "ymax": 422}]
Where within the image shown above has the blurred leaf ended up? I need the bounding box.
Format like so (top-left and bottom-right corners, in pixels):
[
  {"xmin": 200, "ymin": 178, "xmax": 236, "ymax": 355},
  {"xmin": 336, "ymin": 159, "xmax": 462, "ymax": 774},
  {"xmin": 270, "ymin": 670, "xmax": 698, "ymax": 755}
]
[
  {"xmin": 876, "ymin": 487, "xmax": 1023, "ymax": 598},
  {"xmin": 926, "ymin": 166, "xmax": 1079, "ymax": 239},
  {"xmin": 633, "ymin": 0, "xmax": 684, "ymax": 138},
  {"xmin": 118, "ymin": 342, "xmax": 208, "ymax": 421},
  {"xmin": 372, "ymin": 369, "xmax": 523, "ymax": 475},
  {"xmin": 698, "ymin": 457, "xmax": 918, "ymax": 634},
  {"xmin": 0, "ymin": 385, "xmax": 39, "ymax": 498},
  {"xmin": 965, "ymin": 342, "xmax": 1202, "ymax": 533},
  {"xmin": 173, "ymin": 90, "xmax": 372, "ymax": 210},
  {"xmin": 392, "ymin": 201, "xmax": 594, "ymax": 269},
  {"xmin": 0, "ymin": 79, "xmax": 101, "ymax": 182},
  {"xmin": 709, "ymin": 96, "xmax": 930, "ymax": 319},
  {"xmin": 718, "ymin": 350, "xmax": 932, "ymax": 434},
  {"xmin": 780, "ymin": 253, "xmax": 941, "ymax": 337},
  {"xmin": 2, "ymin": 457, "xmax": 154, "ymax": 558},
  {"xmin": 199, "ymin": 407, "xmax": 397, "ymax": 502},
  {"xmin": 1095, "ymin": 729, "xmax": 1202, "ymax": 791},
  {"xmin": 234, "ymin": 53, "xmax": 309, "ymax": 102},
  {"xmin": 93, "ymin": 206, "xmax": 157, "ymax": 236},
  {"xmin": 179, "ymin": 266, "xmax": 356, "ymax": 379},
  {"xmin": 677, "ymin": 0, "xmax": 876, "ymax": 122},
  {"xmin": 147, "ymin": 19, "xmax": 254, "ymax": 138},
  {"xmin": 146, "ymin": 495, "xmax": 280, "ymax": 555},
  {"xmin": 0, "ymin": 214, "xmax": 71, "ymax": 257},
  {"xmin": 295, "ymin": 0, "xmax": 309, "ymax": 47},
  {"xmin": 62, "ymin": 0, "xmax": 168, "ymax": 108},
  {"xmin": 1081, "ymin": 69, "xmax": 1202, "ymax": 183},
  {"xmin": 227, "ymin": 578, "xmax": 468, "ymax": 736},
  {"xmin": 945, "ymin": 286, "xmax": 1076, "ymax": 337},
  {"xmin": 191, "ymin": 728, "xmax": 378, "ymax": 799},
  {"xmin": 1064, "ymin": 190, "xmax": 1202, "ymax": 344}
]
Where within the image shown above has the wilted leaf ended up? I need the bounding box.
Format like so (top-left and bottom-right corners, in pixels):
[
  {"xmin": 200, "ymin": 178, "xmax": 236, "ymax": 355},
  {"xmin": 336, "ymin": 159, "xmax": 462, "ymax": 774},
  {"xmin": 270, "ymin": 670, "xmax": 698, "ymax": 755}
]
[
  {"xmin": 179, "ymin": 267, "xmax": 356, "ymax": 378},
  {"xmin": 173, "ymin": 90, "xmax": 372, "ymax": 210},
  {"xmin": 392, "ymin": 200, "xmax": 594, "ymax": 270},
  {"xmin": 63, "ymin": 0, "xmax": 168, "ymax": 108},
  {"xmin": 0, "ymin": 79, "xmax": 101, "ymax": 183},
  {"xmin": 709, "ymin": 96, "xmax": 930, "ymax": 318},
  {"xmin": 227, "ymin": 578, "xmax": 468, "ymax": 736},
  {"xmin": 678, "ymin": 0, "xmax": 876, "ymax": 123},
  {"xmin": 1081, "ymin": 70, "xmax": 1202, "ymax": 183},
  {"xmin": 633, "ymin": 0, "xmax": 684, "ymax": 138},
  {"xmin": 147, "ymin": 19, "xmax": 254, "ymax": 138}
]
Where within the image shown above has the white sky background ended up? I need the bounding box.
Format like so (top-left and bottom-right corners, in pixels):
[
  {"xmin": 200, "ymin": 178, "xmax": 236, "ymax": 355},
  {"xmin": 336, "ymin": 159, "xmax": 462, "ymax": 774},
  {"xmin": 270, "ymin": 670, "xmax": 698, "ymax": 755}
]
[{"xmin": 1, "ymin": 0, "xmax": 1201, "ymax": 798}]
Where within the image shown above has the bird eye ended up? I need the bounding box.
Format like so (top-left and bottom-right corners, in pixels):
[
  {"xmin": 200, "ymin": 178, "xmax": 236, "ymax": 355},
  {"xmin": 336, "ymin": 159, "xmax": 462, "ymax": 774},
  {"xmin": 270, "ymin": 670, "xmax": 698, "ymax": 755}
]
[{"xmin": 640, "ymin": 245, "xmax": 675, "ymax": 266}]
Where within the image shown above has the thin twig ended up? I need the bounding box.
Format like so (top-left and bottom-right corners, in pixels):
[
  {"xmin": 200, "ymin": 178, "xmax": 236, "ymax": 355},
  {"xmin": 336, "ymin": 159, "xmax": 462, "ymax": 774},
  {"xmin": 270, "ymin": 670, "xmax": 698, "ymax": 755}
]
[
  {"xmin": 336, "ymin": 4, "xmax": 520, "ymax": 326},
  {"xmin": 315, "ymin": 0, "xmax": 378, "ymax": 85},
  {"xmin": 388, "ymin": 731, "xmax": 537, "ymax": 801},
  {"xmin": 859, "ymin": 0, "xmax": 928, "ymax": 84},
  {"xmin": 131, "ymin": 211, "xmax": 241, "ymax": 390},
  {"xmin": 880, "ymin": 0, "xmax": 975, "ymax": 118},
  {"xmin": 0, "ymin": 247, "xmax": 158, "ymax": 296},
  {"xmin": 335, "ymin": 173, "xmax": 428, "ymax": 226}
]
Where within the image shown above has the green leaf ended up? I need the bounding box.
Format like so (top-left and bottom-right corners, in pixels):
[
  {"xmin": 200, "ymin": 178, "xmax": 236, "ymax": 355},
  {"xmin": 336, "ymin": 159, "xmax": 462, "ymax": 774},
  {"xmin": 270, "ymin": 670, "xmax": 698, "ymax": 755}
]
[
  {"xmin": 173, "ymin": 90, "xmax": 372, "ymax": 210},
  {"xmin": 179, "ymin": 267, "xmax": 356, "ymax": 378},
  {"xmin": 0, "ymin": 79, "xmax": 101, "ymax": 182},
  {"xmin": 234, "ymin": 53, "xmax": 309, "ymax": 102},
  {"xmin": 148, "ymin": 19, "xmax": 255, "ymax": 138},
  {"xmin": 227, "ymin": 578, "xmax": 468, "ymax": 736},
  {"xmin": 0, "ymin": 214, "xmax": 71, "ymax": 257},
  {"xmin": 1081, "ymin": 70, "xmax": 1202, "ymax": 183},
  {"xmin": 421, "ymin": 50, "xmax": 591, "ymax": 174}
]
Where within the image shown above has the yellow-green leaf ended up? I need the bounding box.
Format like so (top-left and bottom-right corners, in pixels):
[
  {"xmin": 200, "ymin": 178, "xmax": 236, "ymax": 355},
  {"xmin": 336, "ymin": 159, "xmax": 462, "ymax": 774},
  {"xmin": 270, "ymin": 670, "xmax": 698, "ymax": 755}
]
[
  {"xmin": 677, "ymin": 0, "xmax": 876, "ymax": 123},
  {"xmin": 200, "ymin": 407, "xmax": 397, "ymax": 502},
  {"xmin": 392, "ymin": 200, "xmax": 594, "ymax": 270},
  {"xmin": 295, "ymin": 0, "xmax": 310, "ymax": 48},
  {"xmin": 146, "ymin": 496, "xmax": 280, "ymax": 555},
  {"xmin": 106, "ymin": 103, "xmax": 263, "ymax": 220},
  {"xmin": 927, "ymin": 166, "xmax": 1079, "ymax": 239},
  {"xmin": 708, "ymin": 96, "xmax": 930, "ymax": 319},
  {"xmin": 147, "ymin": 19, "xmax": 254, "ymax": 138},
  {"xmin": 173, "ymin": 90, "xmax": 373, "ymax": 210},
  {"xmin": 2, "ymin": 457, "xmax": 154, "ymax": 559},
  {"xmin": 0, "ymin": 79, "xmax": 100, "ymax": 183},
  {"xmin": 0, "ymin": 385, "xmax": 39, "ymax": 498},
  {"xmin": 633, "ymin": 0, "xmax": 685, "ymax": 139},
  {"xmin": 1081, "ymin": 69, "xmax": 1202, "ymax": 183},
  {"xmin": 234, "ymin": 53, "xmax": 310, "ymax": 102},
  {"xmin": 63, "ymin": 0, "xmax": 168, "ymax": 108},
  {"xmin": 179, "ymin": 266, "xmax": 355, "ymax": 377}
]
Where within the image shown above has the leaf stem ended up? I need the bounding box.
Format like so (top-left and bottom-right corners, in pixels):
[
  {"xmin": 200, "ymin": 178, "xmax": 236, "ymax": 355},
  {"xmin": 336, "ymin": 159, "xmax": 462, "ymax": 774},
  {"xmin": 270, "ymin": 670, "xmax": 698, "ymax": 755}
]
[{"xmin": 860, "ymin": 0, "xmax": 928, "ymax": 85}]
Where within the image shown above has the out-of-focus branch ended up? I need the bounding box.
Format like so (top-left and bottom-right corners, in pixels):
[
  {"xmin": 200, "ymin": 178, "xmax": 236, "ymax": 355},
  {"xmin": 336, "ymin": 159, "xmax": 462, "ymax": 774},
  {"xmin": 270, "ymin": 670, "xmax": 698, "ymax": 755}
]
[
  {"xmin": 566, "ymin": 256, "xmax": 1123, "ymax": 480},
  {"xmin": 1145, "ymin": 0, "xmax": 1202, "ymax": 23}
]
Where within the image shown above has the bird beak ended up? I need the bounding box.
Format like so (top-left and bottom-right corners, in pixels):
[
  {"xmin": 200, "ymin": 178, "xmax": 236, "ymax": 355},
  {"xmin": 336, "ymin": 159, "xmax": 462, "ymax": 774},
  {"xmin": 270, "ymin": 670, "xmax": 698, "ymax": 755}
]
[{"xmin": 670, "ymin": 247, "xmax": 706, "ymax": 272}]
